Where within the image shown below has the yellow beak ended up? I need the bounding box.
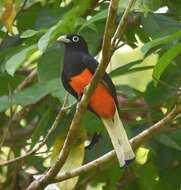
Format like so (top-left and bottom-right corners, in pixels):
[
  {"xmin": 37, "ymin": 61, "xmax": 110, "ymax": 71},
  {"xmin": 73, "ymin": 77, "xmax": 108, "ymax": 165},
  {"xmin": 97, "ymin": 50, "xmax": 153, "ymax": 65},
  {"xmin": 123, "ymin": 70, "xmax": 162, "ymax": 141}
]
[{"xmin": 57, "ymin": 35, "xmax": 71, "ymax": 43}]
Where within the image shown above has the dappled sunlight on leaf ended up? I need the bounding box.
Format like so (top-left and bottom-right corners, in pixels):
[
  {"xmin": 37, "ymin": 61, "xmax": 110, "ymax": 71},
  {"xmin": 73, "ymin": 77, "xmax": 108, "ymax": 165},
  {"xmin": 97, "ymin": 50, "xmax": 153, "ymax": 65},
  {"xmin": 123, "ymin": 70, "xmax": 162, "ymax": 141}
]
[{"xmin": 136, "ymin": 147, "xmax": 150, "ymax": 165}]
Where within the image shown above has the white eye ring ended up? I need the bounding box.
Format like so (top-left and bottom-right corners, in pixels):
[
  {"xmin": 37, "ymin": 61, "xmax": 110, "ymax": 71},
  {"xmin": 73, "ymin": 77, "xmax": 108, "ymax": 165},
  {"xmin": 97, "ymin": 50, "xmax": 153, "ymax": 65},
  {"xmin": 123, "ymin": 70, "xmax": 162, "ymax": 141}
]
[{"xmin": 72, "ymin": 36, "xmax": 79, "ymax": 42}]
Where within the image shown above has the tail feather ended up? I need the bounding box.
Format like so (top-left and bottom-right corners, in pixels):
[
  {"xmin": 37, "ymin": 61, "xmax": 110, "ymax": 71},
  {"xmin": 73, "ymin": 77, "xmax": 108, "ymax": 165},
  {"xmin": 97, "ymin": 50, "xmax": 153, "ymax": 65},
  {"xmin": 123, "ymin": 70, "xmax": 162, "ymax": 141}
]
[
  {"xmin": 102, "ymin": 119, "xmax": 126, "ymax": 167},
  {"xmin": 102, "ymin": 107, "xmax": 135, "ymax": 167}
]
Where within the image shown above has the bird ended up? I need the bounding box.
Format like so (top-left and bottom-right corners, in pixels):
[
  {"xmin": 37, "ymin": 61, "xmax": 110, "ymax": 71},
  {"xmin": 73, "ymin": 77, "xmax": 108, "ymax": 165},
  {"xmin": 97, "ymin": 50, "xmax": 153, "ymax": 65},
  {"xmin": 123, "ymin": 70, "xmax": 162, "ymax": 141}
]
[{"xmin": 57, "ymin": 34, "xmax": 135, "ymax": 168}]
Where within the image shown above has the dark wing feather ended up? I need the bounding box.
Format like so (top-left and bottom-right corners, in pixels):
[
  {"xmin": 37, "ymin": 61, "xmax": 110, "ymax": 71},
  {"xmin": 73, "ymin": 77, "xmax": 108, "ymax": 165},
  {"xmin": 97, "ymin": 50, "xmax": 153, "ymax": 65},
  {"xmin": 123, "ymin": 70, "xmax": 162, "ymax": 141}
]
[
  {"xmin": 61, "ymin": 71, "xmax": 78, "ymax": 99},
  {"xmin": 82, "ymin": 54, "xmax": 120, "ymax": 115}
]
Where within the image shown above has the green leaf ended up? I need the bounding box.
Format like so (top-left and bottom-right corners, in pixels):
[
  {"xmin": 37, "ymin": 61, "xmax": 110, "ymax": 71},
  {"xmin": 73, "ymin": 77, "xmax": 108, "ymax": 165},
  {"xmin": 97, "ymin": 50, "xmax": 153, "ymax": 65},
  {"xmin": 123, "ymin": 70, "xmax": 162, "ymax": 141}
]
[
  {"xmin": 141, "ymin": 13, "xmax": 181, "ymax": 39},
  {"xmin": 0, "ymin": 74, "xmax": 24, "ymax": 95},
  {"xmin": 79, "ymin": 9, "xmax": 108, "ymax": 32},
  {"xmin": 153, "ymin": 43, "xmax": 181, "ymax": 86},
  {"xmin": 0, "ymin": 95, "xmax": 9, "ymax": 112},
  {"xmin": 136, "ymin": 161, "xmax": 163, "ymax": 190},
  {"xmin": 157, "ymin": 146, "xmax": 181, "ymax": 190},
  {"xmin": 141, "ymin": 29, "xmax": 181, "ymax": 56},
  {"xmin": 30, "ymin": 104, "xmax": 55, "ymax": 150},
  {"xmin": 109, "ymin": 60, "xmax": 143, "ymax": 77},
  {"xmin": 38, "ymin": 43, "xmax": 63, "ymax": 82},
  {"xmin": 5, "ymin": 44, "xmax": 38, "ymax": 76},
  {"xmin": 167, "ymin": 0, "xmax": 181, "ymax": 20},
  {"xmin": 155, "ymin": 134, "xmax": 181, "ymax": 151},
  {"xmin": 128, "ymin": 65, "xmax": 154, "ymax": 74},
  {"xmin": 0, "ymin": 82, "xmax": 48, "ymax": 112},
  {"xmin": 38, "ymin": 24, "xmax": 57, "ymax": 52},
  {"xmin": 45, "ymin": 78, "xmax": 66, "ymax": 102},
  {"xmin": 80, "ymin": 23, "xmax": 105, "ymax": 55},
  {"xmin": 134, "ymin": 0, "xmax": 163, "ymax": 12},
  {"xmin": 36, "ymin": 8, "xmax": 60, "ymax": 30},
  {"xmin": 25, "ymin": 155, "xmax": 44, "ymax": 167},
  {"xmin": 145, "ymin": 66, "xmax": 180, "ymax": 105},
  {"xmin": 76, "ymin": 0, "xmax": 92, "ymax": 16},
  {"xmin": 38, "ymin": 8, "xmax": 77, "ymax": 52},
  {"xmin": 20, "ymin": 29, "xmax": 39, "ymax": 38},
  {"xmin": 16, "ymin": 3, "xmax": 42, "ymax": 32},
  {"xmin": 13, "ymin": 82, "xmax": 47, "ymax": 106},
  {"xmin": 116, "ymin": 85, "xmax": 136, "ymax": 99},
  {"xmin": 83, "ymin": 111, "xmax": 106, "ymax": 137}
]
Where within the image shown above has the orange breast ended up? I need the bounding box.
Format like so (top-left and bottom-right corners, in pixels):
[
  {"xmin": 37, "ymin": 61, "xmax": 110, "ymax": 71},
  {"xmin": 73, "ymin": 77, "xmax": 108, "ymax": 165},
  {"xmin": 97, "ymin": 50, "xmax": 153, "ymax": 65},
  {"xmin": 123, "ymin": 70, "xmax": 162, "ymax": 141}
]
[{"xmin": 69, "ymin": 69, "xmax": 115, "ymax": 119}]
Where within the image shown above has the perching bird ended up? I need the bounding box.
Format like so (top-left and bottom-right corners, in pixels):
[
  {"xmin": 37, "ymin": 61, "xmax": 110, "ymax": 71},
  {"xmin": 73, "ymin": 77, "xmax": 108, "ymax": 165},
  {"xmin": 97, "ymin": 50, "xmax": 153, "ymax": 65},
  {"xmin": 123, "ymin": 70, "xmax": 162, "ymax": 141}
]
[{"xmin": 57, "ymin": 34, "xmax": 135, "ymax": 168}]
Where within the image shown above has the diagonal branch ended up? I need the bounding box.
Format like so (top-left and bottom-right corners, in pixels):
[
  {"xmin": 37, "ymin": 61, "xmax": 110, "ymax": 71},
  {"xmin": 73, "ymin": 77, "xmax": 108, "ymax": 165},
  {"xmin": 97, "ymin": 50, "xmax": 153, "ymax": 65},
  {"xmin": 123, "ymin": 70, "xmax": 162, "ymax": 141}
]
[
  {"xmin": 13, "ymin": 69, "xmax": 37, "ymax": 94},
  {"xmin": 26, "ymin": 0, "xmax": 119, "ymax": 190}
]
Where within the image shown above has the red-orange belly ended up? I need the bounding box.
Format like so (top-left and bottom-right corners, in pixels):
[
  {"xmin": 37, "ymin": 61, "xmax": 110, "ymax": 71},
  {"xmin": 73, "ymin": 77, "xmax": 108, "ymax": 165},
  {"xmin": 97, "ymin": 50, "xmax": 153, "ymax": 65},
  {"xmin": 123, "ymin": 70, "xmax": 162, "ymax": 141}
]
[{"xmin": 69, "ymin": 69, "xmax": 115, "ymax": 119}]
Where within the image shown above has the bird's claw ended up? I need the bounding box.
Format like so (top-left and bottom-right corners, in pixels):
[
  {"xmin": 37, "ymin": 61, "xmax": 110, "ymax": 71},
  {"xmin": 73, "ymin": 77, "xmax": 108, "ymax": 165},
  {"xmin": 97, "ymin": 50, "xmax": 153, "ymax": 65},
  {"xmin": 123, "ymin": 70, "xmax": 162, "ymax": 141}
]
[{"xmin": 84, "ymin": 85, "xmax": 88, "ymax": 94}]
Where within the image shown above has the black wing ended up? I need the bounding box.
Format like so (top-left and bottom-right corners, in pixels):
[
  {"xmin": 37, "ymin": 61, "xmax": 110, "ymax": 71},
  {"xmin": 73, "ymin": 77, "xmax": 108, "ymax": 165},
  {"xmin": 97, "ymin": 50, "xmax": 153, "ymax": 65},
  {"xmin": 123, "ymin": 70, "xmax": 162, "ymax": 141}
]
[
  {"xmin": 82, "ymin": 54, "xmax": 120, "ymax": 115},
  {"xmin": 61, "ymin": 71, "xmax": 78, "ymax": 99}
]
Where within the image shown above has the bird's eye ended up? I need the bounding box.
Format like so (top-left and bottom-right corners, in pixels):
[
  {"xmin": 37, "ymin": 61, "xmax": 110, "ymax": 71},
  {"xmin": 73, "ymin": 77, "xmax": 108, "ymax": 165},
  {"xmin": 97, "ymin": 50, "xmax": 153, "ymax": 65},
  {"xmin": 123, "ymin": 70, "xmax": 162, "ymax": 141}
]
[{"xmin": 72, "ymin": 36, "xmax": 79, "ymax": 42}]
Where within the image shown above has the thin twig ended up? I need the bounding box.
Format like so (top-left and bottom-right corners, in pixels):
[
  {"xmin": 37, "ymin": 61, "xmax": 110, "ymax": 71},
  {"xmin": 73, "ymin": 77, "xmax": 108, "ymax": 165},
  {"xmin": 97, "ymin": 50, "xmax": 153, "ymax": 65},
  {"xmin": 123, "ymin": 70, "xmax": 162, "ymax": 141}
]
[
  {"xmin": 112, "ymin": 0, "xmax": 135, "ymax": 47},
  {"xmin": 5, "ymin": 118, "xmax": 38, "ymax": 142},
  {"xmin": 115, "ymin": 13, "xmax": 141, "ymax": 49},
  {"xmin": 14, "ymin": 69, "xmax": 37, "ymax": 94},
  {"xmin": 154, "ymin": 125, "xmax": 181, "ymax": 135},
  {"xmin": 81, "ymin": 0, "xmax": 99, "ymax": 18},
  {"xmin": 15, "ymin": 0, "xmax": 29, "ymax": 19},
  {"xmin": 115, "ymin": 20, "xmax": 128, "ymax": 48},
  {"xmin": 153, "ymin": 76, "xmax": 181, "ymax": 92},
  {"xmin": 0, "ymin": 93, "xmax": 72, "ymax": 167},
  {"xmin": 0, "ymin": 32, "xmax": 8, "ymax": 48},
  {"xmin": 15, "ymin": 68, "xmax": 32, "ymax": 76},
  {"xmin": 168, "ymin": 75, "xmax": 181, "ymax": 112},
  {"xmin": 115, "ymin": 42, "xmax": 125, "ymax": 50},
  {"xmin": 62, "ymin": 101, "xmax": 77, "ymax": 111}
]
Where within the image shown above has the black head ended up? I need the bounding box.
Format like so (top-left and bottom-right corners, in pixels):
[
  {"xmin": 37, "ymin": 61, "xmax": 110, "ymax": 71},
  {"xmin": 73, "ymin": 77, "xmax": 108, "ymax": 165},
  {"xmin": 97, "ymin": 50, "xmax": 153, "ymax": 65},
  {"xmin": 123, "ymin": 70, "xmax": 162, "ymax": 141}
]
[{"xmin": 57, "ymin": 34, "xmax": 89, "ymax": 53}]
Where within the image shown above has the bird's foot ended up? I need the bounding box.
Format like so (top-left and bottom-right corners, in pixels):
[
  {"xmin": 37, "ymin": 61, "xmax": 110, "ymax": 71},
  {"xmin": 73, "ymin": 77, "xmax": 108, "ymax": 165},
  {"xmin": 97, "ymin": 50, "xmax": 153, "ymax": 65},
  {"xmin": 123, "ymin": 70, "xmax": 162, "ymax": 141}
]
[
  {"xmin": 84, "ymin": 85, "xmax": 89, "ymax": 94},
  {"xmin": 86, "ymin": 133, "xmax": 101, "ymax": 149}
]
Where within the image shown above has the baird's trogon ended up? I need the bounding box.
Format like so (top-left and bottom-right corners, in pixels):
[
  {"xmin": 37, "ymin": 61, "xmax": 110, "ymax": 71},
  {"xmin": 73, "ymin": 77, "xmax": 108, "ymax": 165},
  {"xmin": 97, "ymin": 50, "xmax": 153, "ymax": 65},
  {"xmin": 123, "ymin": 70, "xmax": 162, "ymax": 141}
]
[{"xmin": 57, "ymin": 34, "xmax": 135, "ymax": 167}]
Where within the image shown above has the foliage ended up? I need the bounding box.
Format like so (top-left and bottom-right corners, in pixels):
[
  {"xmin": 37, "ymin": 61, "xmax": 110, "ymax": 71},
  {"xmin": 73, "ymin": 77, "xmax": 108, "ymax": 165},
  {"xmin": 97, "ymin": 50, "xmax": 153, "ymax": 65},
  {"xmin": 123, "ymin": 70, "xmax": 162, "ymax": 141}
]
[{"xmin": 0, "ymin": 0, "xmax": 181, "ymax": 190}]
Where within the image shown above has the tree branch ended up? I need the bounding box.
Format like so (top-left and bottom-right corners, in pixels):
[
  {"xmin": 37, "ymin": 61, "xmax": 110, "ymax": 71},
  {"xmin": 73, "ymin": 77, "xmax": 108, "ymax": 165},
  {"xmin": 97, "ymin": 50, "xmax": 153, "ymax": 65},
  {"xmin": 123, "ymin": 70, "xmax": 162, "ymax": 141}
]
[
  {"xmin": 26, "ymin": 0, "xmax": 119, "ymax": 189},
  {"xmin": 52, "ymin": 103, "xmax": 181, "ymax": 183},
  {"xmin": 13, "ymin": 69, "xmax": 37, "ymax": 94},
  {"xmin": 5, "ymin": 118, "xmax": 38, "ymax": 142},
  {"xmin": 112, "ymin": 0, "xmax": 135, "ymax": 47}
]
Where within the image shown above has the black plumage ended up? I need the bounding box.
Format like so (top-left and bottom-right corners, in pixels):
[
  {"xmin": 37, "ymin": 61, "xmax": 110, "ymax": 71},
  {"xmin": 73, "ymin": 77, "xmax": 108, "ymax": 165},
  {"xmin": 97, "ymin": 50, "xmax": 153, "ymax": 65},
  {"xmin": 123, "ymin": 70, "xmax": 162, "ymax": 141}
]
[{"xmin": 57, "ymin": 34, "xmax": 135, "ymax": 167}]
